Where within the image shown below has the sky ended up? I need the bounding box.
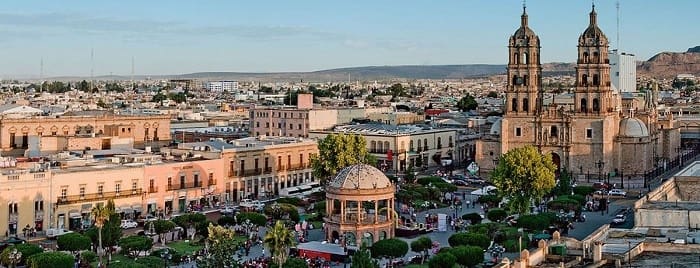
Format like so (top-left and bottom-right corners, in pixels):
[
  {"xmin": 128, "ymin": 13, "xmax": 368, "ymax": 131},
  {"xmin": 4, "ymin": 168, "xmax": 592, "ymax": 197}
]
[{"xmin": 0, "ymin": 0, "xmax": 698, "ymax": 78}]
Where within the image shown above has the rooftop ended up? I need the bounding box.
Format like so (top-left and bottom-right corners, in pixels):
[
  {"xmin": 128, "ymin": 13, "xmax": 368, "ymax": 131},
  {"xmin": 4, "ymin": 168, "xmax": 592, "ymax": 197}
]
[{"xmin": 330, "ymin": 123, "xmax": 455, "ymax": 136}]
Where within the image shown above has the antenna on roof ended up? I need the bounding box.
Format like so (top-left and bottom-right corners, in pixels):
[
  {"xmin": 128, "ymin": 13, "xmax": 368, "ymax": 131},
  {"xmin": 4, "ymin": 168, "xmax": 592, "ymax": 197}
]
[
  {"xmin": 39, "ymin": 57, "xmax": 43, "ymax": 82},
  {"xmin": 90, "ymin": 48, "xmax": 94, "ymax": 91},
  {"xmin": 616, "ymin": 0, "xmax": 620, "ymax": 50}
]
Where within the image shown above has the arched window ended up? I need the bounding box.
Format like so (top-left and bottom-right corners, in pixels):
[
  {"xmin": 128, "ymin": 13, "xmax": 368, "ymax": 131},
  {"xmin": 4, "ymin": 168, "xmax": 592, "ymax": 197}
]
[
  {"xmin": 523, "ymin": 75, "xmax": 529, "ymax": 86},
  {"xmin": 437, "ymin": 137, "xmax": 442, "ymax": 149},
  {"xmin": 593, "ymin": 74, "xmax": 600, "ymax": 86},
  {"xmin": 511, "ymin": 98, "xmax": 518, "ymax": 112},
  {"xmin": 592, "ymin": 52, "xmax": 599, "ymax": 63},
  {"xmin": 523, "ymin": 52, "xmax": 529, "ymax": 64},
  {"xmin": 522, "ymin": 98, "xmax": 529, "ymax": 113},
  {"xmin": 513, "ymin": 52, "xmax": 519, "ymax": 64},
  {"xmin": 424, "ymin": 139, "xmax": 428, "ymax": 150},
  {"xmin": 377, "ymin": 141, "xmax": 383, "ymax": 152},
  {"xmin": 384, "ymin": 141, "xmax": 390, "ymax": 152},
  {"xmin": 512, "ymin": 75, "xmax": 519, "ymax": 85},
  {"xmin": 551, "ymin": 126, "xmax": 558, "ymax": 137},
  {"xmin": 592, "ymin": 98, "xmax": 600, "ymax": 112},
  {"xmin": 580, "ymin": 98, "xmax": 588, "ymax": 113},
  {"xmin": 371, "ymin": 141, "xmax": 376, "ymax": 151},
  {"xmin": 409, "ymin": 140, "xmax": 414, "ymax": 151},
  {"xmin": 582, "ymin": 74, "xmax": 589, "ymax": 86},
  {"xmin": 582, "ymin": 52, "xmax": 589, "ymax": 63},
  {"xmin": 448, "ymin": 136, "xmax": 453, "ymax": 147}
]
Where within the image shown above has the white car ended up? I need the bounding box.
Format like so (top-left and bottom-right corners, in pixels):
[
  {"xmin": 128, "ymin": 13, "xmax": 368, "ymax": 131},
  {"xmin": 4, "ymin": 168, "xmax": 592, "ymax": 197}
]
[
  {"xmin": 608, "ymin": 189, "xmax": 627, "ymax": 197},
  {"xmin": 611, "ymin": 214, "xmax": 626, "ymax": 225},
  {"xmin": 47, "ymin": 228, "xmax": 74, "ymax": 239},
  {"xmin": 120, "ymin": 220, "xmax": 138, "ymax": 229},
  {"xmin": 240, "ymin": 199, "xmax": 265, "ymax": 210}
]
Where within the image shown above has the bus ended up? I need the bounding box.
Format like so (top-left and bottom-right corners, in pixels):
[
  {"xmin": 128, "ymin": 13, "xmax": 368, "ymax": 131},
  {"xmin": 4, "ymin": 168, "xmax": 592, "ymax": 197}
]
[{"xmin": 279, "ymin": 182, "xmax": 322, "ymax": 198}]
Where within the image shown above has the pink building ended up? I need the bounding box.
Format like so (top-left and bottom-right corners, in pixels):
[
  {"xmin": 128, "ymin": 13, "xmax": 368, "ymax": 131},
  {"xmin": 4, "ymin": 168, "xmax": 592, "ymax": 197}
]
[{"xmin": 143, "ymin": 158, "xmax": 225, "ymax": 217}]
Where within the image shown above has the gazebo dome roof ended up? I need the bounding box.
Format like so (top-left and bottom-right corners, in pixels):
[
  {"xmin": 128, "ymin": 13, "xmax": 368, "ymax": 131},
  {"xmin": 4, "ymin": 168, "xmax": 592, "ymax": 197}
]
[{"xmin": 328, "ymin": 164, "xmax": 392, "ymax": 190}]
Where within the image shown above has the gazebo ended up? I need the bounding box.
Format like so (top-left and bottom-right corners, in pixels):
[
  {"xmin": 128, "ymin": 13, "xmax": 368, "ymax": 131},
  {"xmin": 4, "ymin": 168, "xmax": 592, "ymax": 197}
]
[{"xmin": 324, "ymin": 164, "xmax": 396, "ymax": 247}]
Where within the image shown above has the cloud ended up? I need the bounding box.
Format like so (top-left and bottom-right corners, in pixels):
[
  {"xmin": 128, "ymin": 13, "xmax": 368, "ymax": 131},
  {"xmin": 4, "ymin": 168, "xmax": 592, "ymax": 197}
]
[{"xmin": 0, "ymin": 12, "xmax": 343, "ymax": 41}]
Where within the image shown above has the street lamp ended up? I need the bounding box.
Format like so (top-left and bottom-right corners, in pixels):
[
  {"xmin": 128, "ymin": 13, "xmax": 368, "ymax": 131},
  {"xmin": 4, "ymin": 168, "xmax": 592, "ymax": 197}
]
[
  {"xmin": 160, "ymin": 248, "xmax": 172, "ymax": 268},
  {"xmin": 271, "ymin": 202, "xmax": 281, "ymax": 220},
  {"xmin": 595, "ymin": 160, "xmax": 605, "ymax": 183},
  {"xmin": 9, "ymin": 248, "xmax": 21, "ymax": 268}
]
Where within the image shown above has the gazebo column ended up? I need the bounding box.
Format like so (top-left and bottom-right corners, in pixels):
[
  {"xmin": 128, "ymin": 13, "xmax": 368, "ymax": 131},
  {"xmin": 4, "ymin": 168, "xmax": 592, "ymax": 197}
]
[
  {"xmin": 374, "ymin": 200, "xmax": 378, "ymax": 223},
  {"xmin": 386, "ymin": 198, "xmax": 391, "ymax": 219},
  {"xmin": 357, "ymin": 201, "xmax": 361, "ymax": 223},
  {"xmin": 341, "ymin": 200, "xmax": 346, "ymax": 224}
]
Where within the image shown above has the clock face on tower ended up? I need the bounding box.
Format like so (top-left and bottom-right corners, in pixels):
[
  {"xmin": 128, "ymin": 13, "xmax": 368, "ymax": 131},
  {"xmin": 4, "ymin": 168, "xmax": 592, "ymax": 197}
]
[{"xmin": 514, "ymin": 77, "xmax": 524, "ymax": 86}]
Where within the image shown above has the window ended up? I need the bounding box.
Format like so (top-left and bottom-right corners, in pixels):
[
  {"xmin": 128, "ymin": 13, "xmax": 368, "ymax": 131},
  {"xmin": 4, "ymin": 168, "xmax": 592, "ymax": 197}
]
[
  {"xmin": 115, "ymin": 183, "xmax": 121, "ymax": 193},
  {"xmin": 61, "ymin": 188, "xmax": 67, "ymax": 199},
  {"xmin": 52, "ymin": 131, "xmax": 57, "ymax": 136},
  {"xmin": 132, "ymin": 181, "xmax": 138, "ymax": 190},
  {"xmin": 97, "ymin": 185, "xmax": 104, "ymax": 195},
  {"xmin": 551, "ymin": 126, "xmax": 558, "ymax": 137},
  {"xmin": 298, "ymin": 124, "xmax": 302, "ymax": 130},
  {"xmin": 586, "ymin": 128, "xmax": 593, "ymax": 139},
  {"xmin": 515, "ymin": 127, "xmax": 522, "ymax": 137},
  {"xmin": 592, "ymin": 98, "xmax": 600, "ymax": 112},
  {"xmin": 511, "ymin": 98, "xmax": 518, "ymax": 112},
  {"xmin": 580, "ymin": 98, "xmax": 588, "ymax": 113},
  {"xmin": 167, "ymin": 177, "xmax": 172, "ymax": 187},
  {"xmin": 615, "ymin": 71, "xmax": 620, "ymax": 77},
  {"xmin": 266, "ymin": 122, "xmax": 270, "ymax": 128},
  {"xmin": 256, "ymin": 122, "xmax": 260, "ymax": 127},
  {"xmin": 522, "ymin": 98, "xmax": 529, "ymax": 112},
  {"xmin": 79, "ymin": 186, "xmax": 85, "ymax": 198},
  {"xmin": 194, "ymin": 174, "xmax": 200, "ymax": 187}
]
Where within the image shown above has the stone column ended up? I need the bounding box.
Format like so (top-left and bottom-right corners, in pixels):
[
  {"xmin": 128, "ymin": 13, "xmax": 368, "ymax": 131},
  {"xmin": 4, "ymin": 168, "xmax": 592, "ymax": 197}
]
[
  {"xmin": 387, "ymin": 199, "xmax": 392, "ymax": 219},
  {"xmin": 340, "ymin": 200, "xmax": 345, "ymax": 224},
  {"xmin": 374, "ymin": 200, "xmax": 379, "ymax": 224},
  {"xmin": 593, "ymin": 241, "xmax": 603, "ymax": 263},
  {"xmin": 357, "ymin": 201, "xmax": 362, "ymax": 224}
]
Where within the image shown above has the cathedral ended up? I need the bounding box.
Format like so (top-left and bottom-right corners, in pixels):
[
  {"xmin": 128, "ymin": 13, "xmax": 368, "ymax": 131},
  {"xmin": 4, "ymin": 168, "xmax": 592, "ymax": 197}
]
[{"xmin": 476, "ymin": 5, "xmax": 681, "ymax": 180}]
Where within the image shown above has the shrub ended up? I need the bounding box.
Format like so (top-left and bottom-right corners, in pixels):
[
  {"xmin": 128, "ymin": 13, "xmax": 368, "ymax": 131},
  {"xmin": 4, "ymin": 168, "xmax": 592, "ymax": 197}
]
[
  {"xmin": 57, "ymin": 232, "xmax": 91, "ymax": 253},
  {"xmin": 428, "ymin": 252, "xmax": 456, "ymax": 268},
  {"xmin": 0, "ymin": 244, "xmax": 43, "ymax": 266},
  {"xmin": 450, "ymin": 246, "xmax": 484, "ymax": 267},
  {"xmin": 417, "ymin": 176, "xmax": 445, "ymax": 186},
  {"xmin": 477, "ymin": 194, "xmax": 501, "ymax": 207},
  {"xmin": 516, "ymin": 213, "xmax": 556, "ymax": 231},
  {"xmin": 236, "ymin": 212, "xmax": 267, "ymax": 226},
  {"xmin": 487, "ymin": 208, "xmax": 507, "ymax": 222},
  {"xmin": 26, "ymin": 252, "xmax": 74, "ymax": 268},
  {"xmin": 79, "ymin": 251, "xmax": 96, "ymax": 264},
  {"xmin": 448, "ymin": 232, "xmax": 490, "ymax": 249},
  {"xmin": 151, "ymin": 248, "xmax": 183, "ymax": 264},
  {"xmin": 218, "ymin": 216, "xmax": 236, "ymax": 226},
  {"xmin": 462, "ymin": 212, "xmax": 483, "ymax": 224},
  {"xmin": 135, "ymin": 256, "xmax": 165, "ymax": 267},
  {"xmin": 573, "ymin": 185, "xmax": 595, "ymax": 196},
  {"xmin": 276, "ymin": 197, "xmax": 304, "ymax": 206}
]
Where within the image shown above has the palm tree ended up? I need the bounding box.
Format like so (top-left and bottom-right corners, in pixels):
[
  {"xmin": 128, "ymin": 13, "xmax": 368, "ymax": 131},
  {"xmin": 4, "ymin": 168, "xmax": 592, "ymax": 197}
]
[
  {"xmin": 92, "ymin": 200, "xmax": 114, "ymax": 268},
  {"xmin": 264, "ymin": 220, "xmax": 296, "ymax": 267}
]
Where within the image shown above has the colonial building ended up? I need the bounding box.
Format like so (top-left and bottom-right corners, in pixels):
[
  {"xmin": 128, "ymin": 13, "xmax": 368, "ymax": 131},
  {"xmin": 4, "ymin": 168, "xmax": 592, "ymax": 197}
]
[
  {"xmin": 476, "ymin": 5, "xmax": 680, "ymax": 179},
  {"xmin": 0, "ymin": 113, "xmax": 171, "ymax": 156},
  {"xmin": 310, "ymin": 124, "xmax": 460, "ymax": 172}
]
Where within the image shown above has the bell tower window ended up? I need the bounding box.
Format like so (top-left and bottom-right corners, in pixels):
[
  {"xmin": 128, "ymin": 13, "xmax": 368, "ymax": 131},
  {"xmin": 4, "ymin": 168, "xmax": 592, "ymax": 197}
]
[
  {"xmin": 582, "ymin": 52, "xmax": 589, "ymax": 63},
  {"xmin": 513, "ymin": 53, "xmax": 519, "ymax": 64},
  {"xmin": 592, "ymin": 98, "xmax": 600, "ymax": 112},
  {"xmin": 511, "ymin": 98, "xmax": 518, "ymax": 112},
  {"xmin": 580, "ymin": 98, "xmax": 588, "ymax": 113},
  {"xmin": 522, "ymin": 98, "xmax": 529, "ymax": 113},
  {"xmin": 523, "ymin": 52, "xmax": 529, "ymax": 64},
  {"xmin": 582, "ymin": 74, "xmax": 588, "ymax": 86},
  {"xmin": 593, "ymin": 74, "xmax": 600, "ymax": 86},
  {"xmin": 551, "ymin": 126, "xmax": 558, "ymax": 137},
  {"xmin": 592, "ymin": 52, "xmax": 599, "ymax": 63},
  {"xmin": 523, "ymin": 75, "xmax": 529, "ymax": 86}
]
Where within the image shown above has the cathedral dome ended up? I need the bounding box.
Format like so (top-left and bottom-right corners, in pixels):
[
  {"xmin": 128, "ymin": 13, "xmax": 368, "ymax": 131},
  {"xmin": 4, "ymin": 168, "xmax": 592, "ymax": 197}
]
[
  {"xmin": 328, "ymin": 164, "xmax": 392, "ymax": 190},
  {"xmin": 619, "ymin": 118, "xmax": 649, "ymax": 138},
  {"xmin": 490, "ymin": 119, "xmax": 502, "ymax": 135},
  {"xmin": 509, "ymin": 7, "xmax": 540, "ymax": 45}
]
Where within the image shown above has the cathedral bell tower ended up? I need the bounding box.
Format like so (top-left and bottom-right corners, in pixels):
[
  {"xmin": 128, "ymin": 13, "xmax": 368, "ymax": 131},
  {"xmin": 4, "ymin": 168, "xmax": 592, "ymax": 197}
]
[
  {"xmin": 574, "ymin": 4, "xmax": 613, "ymax": 115},
  {"xmin": 505, "ymin": 5, "xmax": 542, "ymax": 117}
]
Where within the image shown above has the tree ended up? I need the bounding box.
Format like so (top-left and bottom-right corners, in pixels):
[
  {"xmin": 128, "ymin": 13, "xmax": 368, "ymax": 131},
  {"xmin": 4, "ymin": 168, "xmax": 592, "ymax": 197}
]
[
  {"xmin": 237, "ymin": 212, "xmax": 268, "ymax": 226},
  {"xmin": 91, "ymin": 200, "xmax": 114, "ymax": 266},
  {"xmin": 428, "ymin": 252, "xmax": 456, "ymax": 268},
  {"xmin": 78, "ymin": 80, "xmax": 90, "ymax": 92},
  {"xmin": 118, "ymin": 236, "xmax": 153, "ymax": 258},
  {"xmin": 487, "ymin": 208, "xmax": 508, "ymax": 222},
  {"xmin": 387, "ymin": 83, "xmax": 409, "ymax": 99},
  {"xmin": 450, "ymin": 246, "xmax": 484, "ymax": 268},
  {"xmin": 448, "ymin": 232, "xmax": 490, "ymax": 250},
  {"xmin": 196, "ymin": 224, "xmax": 239, "ymax": 268},
  {"xmin": 487, "ymin": 91, "xmax": 499, "ymax": 98},
  {"xmin": 283, "ymin": 258, "xmax": 308, "ymax": 268},
  {"xmin": 410, "ymin": 236, "xmax": 432, "ymax": 264},
  {"xmin": 0, "ymin": 244, "xmax": 43, "ymax": 267},
  {"xmin": 491, "ymin": 145, "xmax": 556, "ymax": 215},
  {"xmin": 311, "ymin": 133, "xmax": 376, "ymax": 184},
  {"xmin": 264, "ymin": 221, "xmax": 296, "ymax": 267},
  {"xmin": 461, "ymin": 212, "xmax": 483, "ymax": 225},
  {"xmin": 350, "ymin": 244, "xmax": 379, "ymax": 268},
  {"xmin": 172, "ymin": 213, "xmax": 207, "ymax": 239},
  {"xmin": 57, "ymin": 233, "xmax": 91, "ymax": 253},
  {"xmin": 26, "ymin": 252, "xmax": 74, "ymax": 268},
  {"xmin": 456, "ymin": 94, "xmax": 478, "ymax": 112},
  {"xmin": 148, "ymin": 220, "xmax": 176, "ymax": 244},
  {"xmin": 217, "ymin": 216, "xmax": 236, "ymax": 226},
  {"xmin": 85, "ymin": 210, "xmax": 122, "ymax": 255},
  {"xmin": 370, "ymin": 239, "xmax": 408, "ymax": 264}
]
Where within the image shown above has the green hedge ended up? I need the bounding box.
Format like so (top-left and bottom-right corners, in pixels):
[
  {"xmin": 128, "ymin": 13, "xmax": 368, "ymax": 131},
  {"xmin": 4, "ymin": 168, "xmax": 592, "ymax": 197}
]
[
  {"xmin": 447, "ymin": 232, "xmax": 490, "ymax": 249},
  {"xmin": 573, "ymin": 185, "xmax": 595, "ymax": 196},
  {"xmin": 487, "ymin": 209, "xmax": 507, "ymax": 222},
  {"xmin": 516, "ymin": 213, "xmax": 557, "ymax": 231}
]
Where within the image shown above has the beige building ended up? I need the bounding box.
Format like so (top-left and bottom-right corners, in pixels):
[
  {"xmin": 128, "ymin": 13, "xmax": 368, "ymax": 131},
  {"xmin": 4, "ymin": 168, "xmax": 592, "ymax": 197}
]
[
  {"xmin": 175, "ymin": 136, "xmax": 319, "ymax": 203},
  {"xmin": 476, "ymin": 6, "xmax": 680, "ymax": 179},
  {"xmin": 0, "ymin": 160, "xmax": 50, "ymax": 236},
  {"xmin": 310, "ymin": 124, "xmax": 459, "ymax": 172},
  {"xmin": 0, "ymin": 113, "xmax": 171, "ymax": 156},
  {"xmin": 367, "ymin": 112, "xmax": 424, "ymax": 125}
]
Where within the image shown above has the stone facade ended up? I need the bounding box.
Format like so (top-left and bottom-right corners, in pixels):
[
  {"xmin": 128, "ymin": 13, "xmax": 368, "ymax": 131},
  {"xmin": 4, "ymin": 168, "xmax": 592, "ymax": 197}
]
[{"xmin": 476, "ymin": 6, "xmax": 680, "ymax": 177}]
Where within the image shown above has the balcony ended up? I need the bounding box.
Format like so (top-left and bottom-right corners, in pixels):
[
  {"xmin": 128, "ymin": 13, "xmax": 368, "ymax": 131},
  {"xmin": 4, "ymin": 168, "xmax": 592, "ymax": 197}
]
[
  {"xmin": 167, "ymin": 182, "xmax": 203, "ymax": 191},
  {"xmin": 287, "ymin": 163, "xmax": 309, "ymax": 171},
  {"xmin": 148, "ymin": 186, "xmax": 158, "ymax": 193},
  {"xmin": 57, "ymin": 189, "xmax": 143, "ymax": 205},
  {"xmin": 241, "ymin": 168, "xmax": 262, "ymax": 177},
  {"xmin": 263, "ymin": 167, "xmax": 273, "ymax": 174},
  {"xmin": 207, "ymin": 179, "xmax": 217, "ymax": 186}
]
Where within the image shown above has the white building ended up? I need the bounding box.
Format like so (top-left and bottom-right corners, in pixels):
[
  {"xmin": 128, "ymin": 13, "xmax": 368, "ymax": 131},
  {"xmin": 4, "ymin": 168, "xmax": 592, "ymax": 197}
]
[
  {"xmin": 206, "ymin": 81, "xmax": 239, "ymax": 92},
  {"xmin": 609, "ymin": 50, "xmax": 636, "ymax": 92}
]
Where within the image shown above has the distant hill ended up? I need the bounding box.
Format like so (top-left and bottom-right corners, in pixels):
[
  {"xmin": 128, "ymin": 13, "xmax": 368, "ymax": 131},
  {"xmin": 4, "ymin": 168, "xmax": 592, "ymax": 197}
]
[{"xmin": 638, "ymin": 46, "xmax": 700, "ymax": 78}]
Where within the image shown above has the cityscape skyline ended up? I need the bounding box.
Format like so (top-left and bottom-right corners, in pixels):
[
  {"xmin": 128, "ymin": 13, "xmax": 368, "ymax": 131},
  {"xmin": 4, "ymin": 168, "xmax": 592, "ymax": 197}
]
[{"xmin": 0, "ymin": 0, "xmax": 697, "ymax": 78}]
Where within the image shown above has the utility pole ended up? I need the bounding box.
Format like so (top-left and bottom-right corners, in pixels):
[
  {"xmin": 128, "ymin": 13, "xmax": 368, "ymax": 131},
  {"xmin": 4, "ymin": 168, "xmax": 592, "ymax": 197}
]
[
  {"xmin": 616, "ymin": 1, "xmax": 620, "ymax": 51},
  {"xmin": 90, "ymin": 48, "xmax": 94, "ymax": 91}
]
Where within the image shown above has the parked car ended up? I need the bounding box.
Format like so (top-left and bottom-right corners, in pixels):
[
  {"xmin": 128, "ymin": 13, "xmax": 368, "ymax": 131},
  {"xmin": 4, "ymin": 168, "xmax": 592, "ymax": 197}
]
[
  {"xmin": 466, "ymin": 177, "xmax": 486, "ymax": 185},
  {"xmin": 608, "ymin": 189, "xmax": 627, "ymax": 197},
  {"xmin": 221, "ymin": 206, "xmax": 238, "ymax": 215},
  {"xmin": 611, "ymin": 214, "xmax": 627, "ymax": 225},
  {"xmin": 46, "ymin": 228, "xmax": 74, "ymax": 239},
  {"xmin": 3, "ymin": 236, "xmax": 26, "ymax": 245},
  {"xmin": 452, "ymin": 180, "xmax": 468, "ymax": 186},
  {"xmin": 408, "ymin": 255, "xmax": 426, "ymax": 264},
  {"xmin": 593, "ymin": 182, "xmax": 612, "ymax": 191},
  {"xmin": 240, "ymin": 199, "xmax": 265, "ymax": 211},
  {"xmin": 120, "ymin": 220, "xmax": 138, "ymax": 229}
]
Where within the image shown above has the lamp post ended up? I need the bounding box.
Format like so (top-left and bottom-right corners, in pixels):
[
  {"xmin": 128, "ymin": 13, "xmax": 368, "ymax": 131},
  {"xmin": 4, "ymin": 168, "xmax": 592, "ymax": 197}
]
[
  {"xmin": 620, "ymin": 169, "xmax": 624, "ymax": 189},
  {"xmin": 9, "ymin": 248, "xmax": 21, "ymax": 268},
  {"xmin": 271, "ymin": 202, "xmax": 281, "ymax": 220},
  {"xmin": 160, "ymin": 248, "xmax": 172, "ymax": 268},
  {"xmin": 595, "ymin": 160, "xmax": 604, "ymax": 183},
  {"xmin": 676, "ymin": 146, "xmax": 683, "ymax": 168}
]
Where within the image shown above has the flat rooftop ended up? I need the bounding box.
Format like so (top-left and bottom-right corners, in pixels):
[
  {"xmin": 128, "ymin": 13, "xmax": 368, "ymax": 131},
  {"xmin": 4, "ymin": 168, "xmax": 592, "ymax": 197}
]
[{"xmin": 330, "ymin": 123, "xmax": 455, "ymax": 136}]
